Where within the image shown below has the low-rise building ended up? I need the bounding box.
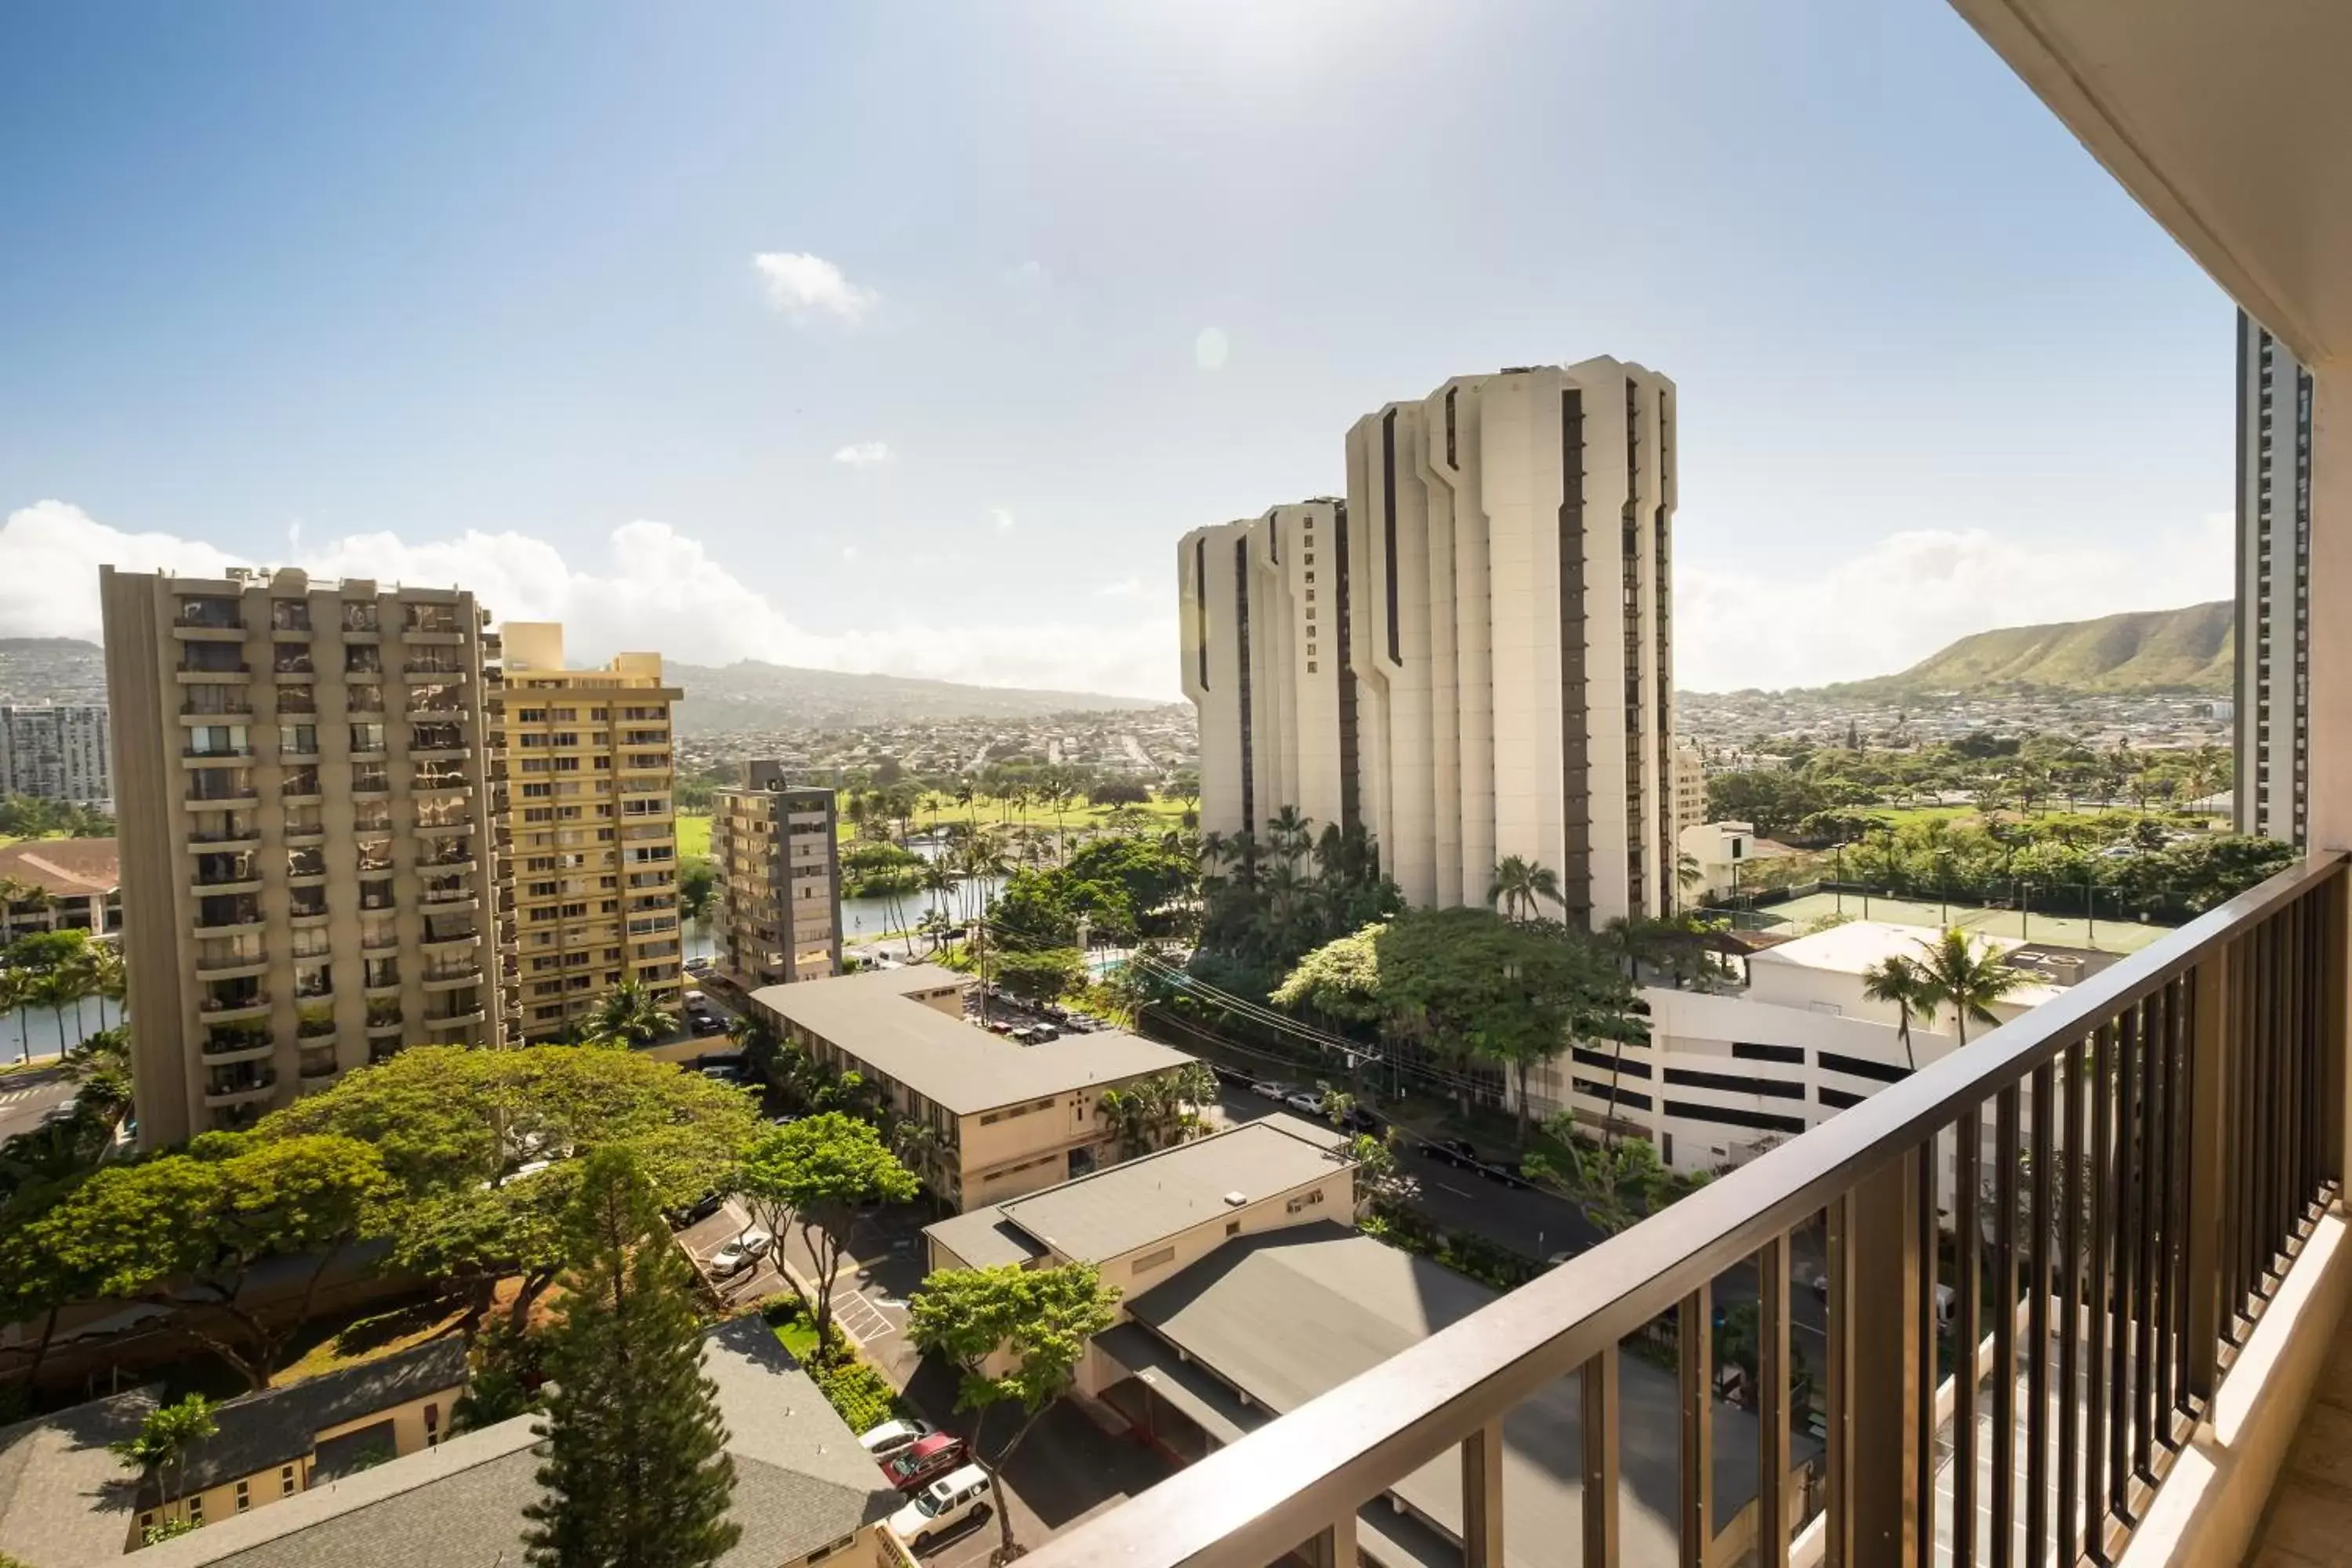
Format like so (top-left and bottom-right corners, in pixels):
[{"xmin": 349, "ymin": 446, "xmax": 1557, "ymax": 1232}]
[
  {"xmin": 103, "ymin": 1320, "xmax": 899, "ymax": 1568},
  {"xmin": 0, "ymin": 837, "xmax": 122, "ymax": 942},
  {"xmin": 713, "ymin": 763, "xmax": 841, "ymax": 989},
  {"xmin": 925, "ymin": 1112, "xmax": 1356, "ymax": 1293},
  {"xmin": 746, "ymin": 964, "xmax": 1197, "ymax": 1209},
  {"xmin": 1528, "ymin": 920, "xmax": 2087, "ymax": 1172}
]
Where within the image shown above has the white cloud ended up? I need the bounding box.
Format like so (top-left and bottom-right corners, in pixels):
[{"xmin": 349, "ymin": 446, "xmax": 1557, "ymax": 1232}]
[
  {"xmin": 1675, "ymin": 514, "xmax": 2233, "ymax": 692},
  {"xmin": 751, "ymin": 252, "xmax": 880, "ymax": 325},
  {"xmin": 1006, "ymin": 260, "xmax": 1051, "ymax": 289},
  {"xmin": 1098, "ymin": 576, "xmax": 1149, "ymax": 600},
  {"xmin": 1194, "ymin": 327, "xmax": 1229, "ymax": 371},
  {"xmin": 989, "ymin": 507, "xmax": 1015, "ymax": 532},
  {"xmin": 831, "ymin": 441, "xmax": 894, "ymax": 469},
  {"xmin": 0, "ymin": 500, "xmax": 1181, "ymax": 699}
]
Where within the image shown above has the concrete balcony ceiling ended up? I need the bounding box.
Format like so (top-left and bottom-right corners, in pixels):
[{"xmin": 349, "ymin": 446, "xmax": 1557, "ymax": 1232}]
[{"xmin": 1951, "ymin": 0, "xmax": 2352, "ymax": 365}]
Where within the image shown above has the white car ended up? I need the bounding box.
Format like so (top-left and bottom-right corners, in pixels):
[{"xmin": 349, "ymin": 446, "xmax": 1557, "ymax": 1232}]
[
  {"xmin": 1282, "ymin": 1090, "xmax": 1326, "ymax": 1118},
  {"xmin": 1248, "ymin": 1080, "xmax": 1297, "ymax": 1102},
  {"xmin": 887, "ymin": 1464, "xmax": 993, "ymax": 1549},
  {"xmin": 706, "ymin": 1230, "xmax": 772, "ymax": 1279},
  {"xmin": 857, "ymin": 1417, "xmax": 935, "ymax": 1458}
]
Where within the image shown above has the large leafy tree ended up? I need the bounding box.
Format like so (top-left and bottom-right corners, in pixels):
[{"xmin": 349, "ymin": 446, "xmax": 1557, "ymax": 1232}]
[
  {"xmin": 909, "ymin": 1263, "xmax": 1120, "ymax": 1565},
  {"xmin": 36, "ymin": 1133, "xmax": 393, "ymax": 1388},
  {"xmin": 735, "ymin": 1113, "xmax": 919, "ymax": 1354},
  {"xmin": 257, "ymin": 1045, "xmax": 758, "ymax": 1327},
  {"xmin": 523, "ymin": 1149, "xmax": 739, "ymax": 1568}
]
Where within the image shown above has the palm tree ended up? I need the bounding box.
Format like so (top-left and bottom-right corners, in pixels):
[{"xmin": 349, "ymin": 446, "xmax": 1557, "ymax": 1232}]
[
  {"xmin": 1486, "ymin": 855, "xmax": 1563, "ymax": 923},
  {"xmin": 584, "ymin": 978, "xmax": 677, "ymax": 1048},
  {"xmin": 1911, "ymin": 927, "xmax": 2028, "ymax": 1048},
  {"xmin": 1264, "ymin": 805, "xmax": 1314, "ymax": 864},
  {"xmin": 1858, "ymin": 953, "xmax": 1935, "ymax": 1071}
]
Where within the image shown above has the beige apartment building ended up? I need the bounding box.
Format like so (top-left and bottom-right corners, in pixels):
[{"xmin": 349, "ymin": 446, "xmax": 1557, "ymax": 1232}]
[
  {"xmin": 1181, "ymin": 357, "xmax": 1680, "ymax": 928},
  {"xmin": 711, "ymin": 760, "xmax": 841, "ymax": 989},
  {"xmin": 100, "ymin": 567, "xmax": 505, "ymax": 1146},
  {"xmin": 495, "ymin": 623, "xmax": 684, "ymax": 1040},
  {"xmin": 746, "ymin": 964, "xmax": 1197, "ymax": 1209}
]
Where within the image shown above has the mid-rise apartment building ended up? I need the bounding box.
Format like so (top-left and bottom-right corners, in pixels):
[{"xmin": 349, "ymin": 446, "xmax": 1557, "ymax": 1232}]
[
  {"xmin": 712, "ymin": 762, "xmax": 841, "ymax": 989},
  {"xmin": 0, "ymin": 705, "xmax": 112, "ymax": 807},
  {"xmin": 2236, "ymin": 310, "xmax": 2311, "ymax": 846},
  {"xmin": 100, "ymin": 567, "xmax": 506, "ymax": 1145},
  {"xmin": 496, "ymin": 623, "xmax": 684, "ymax": 1040},
  {"xmin": 1181, "ymin": 356, "xmax": 1679, "ymax": 926}
]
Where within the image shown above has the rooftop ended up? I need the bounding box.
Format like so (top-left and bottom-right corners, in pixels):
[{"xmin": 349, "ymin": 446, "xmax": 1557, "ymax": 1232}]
[
  {"xmin": 1109, "ymin": 1225, "xmax": 1795, "ymax": 1566},
  {"xmin": 924, "ymin": 1112, "xmax": 1352, "ymax": 1269},
  {"xmin": 136, "ymin": 1319, "xmax": 897, "ymax": 1568},
  {"xmin": 1744, "ymin": 917, "xmax": 2066, "ymax": 1001},
  {"xmin": 0, "ymin": 837, "xmax": 120, "ymax": 899},
  {"xmin": 0, "ymin": 1387, "xmax": 155, "ymax": 1566},
  {"xmin": 749, "ymin": 964, "xmax": 1195, "ymax": 1116}
]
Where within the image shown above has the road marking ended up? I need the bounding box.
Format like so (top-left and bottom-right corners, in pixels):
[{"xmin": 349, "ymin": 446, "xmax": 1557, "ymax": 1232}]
[{"xmin": 1433, "ymin": 1181, "xmax": 1477, "ymax": 1198}]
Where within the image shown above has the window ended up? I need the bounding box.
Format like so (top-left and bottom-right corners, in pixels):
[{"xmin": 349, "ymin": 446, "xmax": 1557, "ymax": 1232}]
[
  {"xmin": 189, "ymin": 1497, "xmax": 205, "ymax": 1525},
  {"xmin": 1131, "ymin": 1246, "xmax": 1176, "ymax": 1276},
  {"xmin": 1663, "ymin": 1100, "xmax": 1806, "ymax": 1135},
  {"xmin": 1662, "ymin": 1066, "xmax": 1804, "ymax": 1099},
  {"xmin": 1733, "ymin": 1041, "xmax": 1805, "ymax": 1065},
  {"xmin": 424, "ymin": 1403, "xmax": 441, "ymax": 1445},
  {"xmin": 236, "ymin": 1480, "xmax": 251, "ymax": 1512},
  {"xmin": 1818, "ymin": 1085, "xmax": 1865, "ymax": 1110},
  {"xmin": 281, "ymin": 1465, "xmax": 296, "ymax": 1497},
  {"xmin": 1225, "ymin": 1219, "xmax": 1241, "ymax": 1236},
  {"xmin": 1816, "ymin": 1050, "xmax": 1911, "ymax": 1085},
  {"xmin": 1572, "ymin": 1046, "xmax": 1647, "ymax": 1078}
]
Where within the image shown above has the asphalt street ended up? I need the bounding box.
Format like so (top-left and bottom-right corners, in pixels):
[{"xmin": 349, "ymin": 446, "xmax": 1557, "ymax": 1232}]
[{"xmin": 0, "ymin": 1066, "xmax": 75, "ymax": 1142}]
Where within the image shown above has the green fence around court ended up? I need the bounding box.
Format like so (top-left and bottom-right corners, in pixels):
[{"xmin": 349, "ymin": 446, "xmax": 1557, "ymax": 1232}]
[{"xmin": 1705, "ymin": 884, "xmax": 2172, "ymax": 953}]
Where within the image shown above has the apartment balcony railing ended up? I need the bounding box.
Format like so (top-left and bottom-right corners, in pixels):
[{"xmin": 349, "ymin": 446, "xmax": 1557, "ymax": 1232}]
[
  {"xmin": 1027, "ymin": 851, "xmax": 2350, "ymax": 1568},
  {"xmin": 175, "ymin": 601, "xmax": 243, "ymax": 630},
  {"xmin": 343, "ymin": 603, "xmax": 380, "ymax": 633}
]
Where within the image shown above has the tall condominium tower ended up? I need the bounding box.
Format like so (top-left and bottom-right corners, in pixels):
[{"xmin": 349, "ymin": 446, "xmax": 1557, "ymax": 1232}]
[
  {"xmin": 497, "ymin": 623, "xmax": 686, "ymax": 1040},
  {"xmin": 0, "ymin": 705, "xmax": 113, "ymax": 806},
  {"xmin": 2236, "ymin": 311, "xmax": 2311, "ymax": 846},
  {"xmin": 1178, "ymin": 500, "xmax": 1356, "ymax": 848},
  {"xmin": 713, "ymin": 763, "xmax": 842, "ymax": 989},
  {"xmin": 100, "ymin": 567, "xmax": 507, "ymax": 1145},
  {"xmin": 1180, "ymin": 356, "xmax": 1679, "ymax": 927}
]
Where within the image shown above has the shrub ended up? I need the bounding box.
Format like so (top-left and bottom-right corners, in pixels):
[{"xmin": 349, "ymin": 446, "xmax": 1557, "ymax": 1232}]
[{"xmin": 811, "ymin": 1357, "xmax": 901, "ymax": 1433}]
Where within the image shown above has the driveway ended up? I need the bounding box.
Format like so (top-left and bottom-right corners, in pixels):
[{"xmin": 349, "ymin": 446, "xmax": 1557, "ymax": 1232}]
[{"xmin": 0, "ymin": 1066, "xmax": 75, "ymax": 1142}]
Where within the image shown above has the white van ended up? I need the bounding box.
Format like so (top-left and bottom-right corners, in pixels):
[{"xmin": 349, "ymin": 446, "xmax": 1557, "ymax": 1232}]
[{"xmin": 887, "ymin": 1463, "xmax": 992, "ymax": 1549}]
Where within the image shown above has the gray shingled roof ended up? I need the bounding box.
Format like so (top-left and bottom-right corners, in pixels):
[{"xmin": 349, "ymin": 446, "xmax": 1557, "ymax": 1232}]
[
  {"xmin": 133, "ymin": 1318, "xmax": 899, "ymax": 1568},
  {"xmin": 924, "ymin": 1112, "xmax": 1351, "ymax": 1268},
  {"xmin": 0, "ymin": 1385, "xmax": 154, "ymax": 1566},
  {"xmin": 749, "ymin": 964, "xmax": 1196, "ymax": 1114},
  {"xmin": 138, "ymin": 1338, "xmax": 470, "ymax": 1508},
  {"xmin": 1116, "ymin": 1226, "xmax": 1805, "ymax": 1568}
]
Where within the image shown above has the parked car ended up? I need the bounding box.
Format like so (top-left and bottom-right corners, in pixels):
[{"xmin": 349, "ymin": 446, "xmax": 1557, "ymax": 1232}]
[
  {"xmin": 880, "ymin": 1432, "xmax": 973, "ymax": 1493},
  {"xmin": 1249, "ymin": 1080, "xmax": 1298, "ymax": 1102},
  {"xmin": 706, "ymin": 1230, "xmax": 772, "ymax": 1278},
  {"xmin": 1334, "ymin": 1105, "xmax": 1379, "ymax": 1134},
  {"xmin": 1028, "ymin": 1022, "xmax": 1060, "ymax": 1043},
  {"xmin": 1007, "ymin": 1027, "xmax": 1036, "ymax": 1045},
  {"xmin": 1479, "ymin": 1155, "xmax": 1532, "ymax": 1189},
  {"xmin": 690, "ymin": 1013, "xmax": 728, "ymax": 1036},
  {"xmin": 857, "ymin": 1418, "xmax": 935, "ymax": 1458},
  {"xmin": 684, "ymin": 956, "xmax": 713, "ymax": 975},
  {"xmin": 887, "ymin": 1464, "xmax": 993, "ymax": 1550},
  {"xmin": 1282, "ymin": 1089, "xmax": 1326, "ymax": 1118},
  {"xmin": 1422, "ymin": 1137, "xmax": 1479, "ymax": 1168},
  {"xmin": 667, "ymin": 1191, "xmax": 726, "ymax": 1229}
]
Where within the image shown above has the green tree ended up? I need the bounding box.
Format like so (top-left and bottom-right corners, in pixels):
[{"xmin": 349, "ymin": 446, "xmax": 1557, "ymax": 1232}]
[
  {"xmin": 990, "ymin": 946, "xmax": 1085, "ymax": 1006},
  {"xmin": 110, "ymin": 1394, "xmax": 219, "ymax": 1524},
  {"xmin": 678, "ymin": 855, "xmax": 718, "ymax": 923},
  {"xmin": 908, "ymin": 1263, "xmax": 1120, "ymax": 1563},
  {"xmin": 584, "ymin": 978, "xmax": 677, "ymax": 1048},
  {"xmin": 1858, "ymin": 953, "xmax": 1935, "ymax": 1071},
  {"xmin": 1911, "ymin": 927, "xmax": 2028, "ymax": 1047},
  {"xmin": 523, "ymin": 1149, "xmax": 739, "ymax": 1568},
  {"xmin": 1485, "ymin": 855, "xmax": 1563, "ymax": 922},
  {"xmin": 735, "ymin": 1114, "xmax": 919, "ymax": 1356}
]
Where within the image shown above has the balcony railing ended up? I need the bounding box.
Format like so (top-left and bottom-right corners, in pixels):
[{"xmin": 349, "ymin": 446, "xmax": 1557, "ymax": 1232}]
[{"xmin": 1026, "ymin": 852, "xmax": 2350, "ymax": 1568}]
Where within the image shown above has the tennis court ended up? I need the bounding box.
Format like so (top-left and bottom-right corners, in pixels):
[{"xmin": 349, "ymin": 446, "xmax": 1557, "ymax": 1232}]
[{"xmin": 1730, "ymin": 890, "xmax": 2172, "ymax": 954}]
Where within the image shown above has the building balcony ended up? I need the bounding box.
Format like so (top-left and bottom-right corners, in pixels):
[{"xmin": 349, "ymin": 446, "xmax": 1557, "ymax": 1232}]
[
  {"xmin": 189, "ymin": 876, "xmax": 263, "ymax": 898},
  {"xmin": 418, "ymin": 854, "xmax": 477, "ymax": 876},
  {"xmin": 403, "ymin": 660, "xmax": 470, "ymax": 679},
  {"xmin": 420, "ymin": 928, "xmax": 481, "ymax": 949},
  {"xmin": 297, "ymin": 1055, "xmax": 342, "ymax": 1083},
  {"xmin": 412, "ymin": 776, "xmax": 472, "ymax": 797},
  {"xmin": 183, "ymin": 786, "xmax": 259, "ymax": 808},
  {"xmin": 203, "ymin": 1072, "xmax": 279, "ymax": 1109},
  {"xmin": 423, "ymin": 1007, "xmax": 488, "ymax": 1029},
  {"xmin": 1023, "ymin": 853, "xmax": 2352, "ymax": 1568},
  {"xmin": 194, "ymin": 951, "xmax": 268, "ymax": 980},
  {"xmin": 198, "ymin": 991, "xmax": 270, "ymax": 1020},
  {"xmin": 421, "ymin": 966, "xmax": 482, "ymax": 991}
]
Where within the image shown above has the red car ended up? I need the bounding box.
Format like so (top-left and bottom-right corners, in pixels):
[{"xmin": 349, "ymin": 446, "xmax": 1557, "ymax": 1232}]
[{"xmin": 880, "ymin": 1432, "xmax": 972, "ymax": 1493}]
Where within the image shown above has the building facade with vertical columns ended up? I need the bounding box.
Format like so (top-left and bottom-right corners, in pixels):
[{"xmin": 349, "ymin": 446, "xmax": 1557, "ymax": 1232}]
[
  {"xmin": 2236, "ymin": 310, "xmax": 2312, "ymax": 847},
  {"xmin": 1181, "ymin": 358, "xmax": 1679, "ymax": 927},
  {"xmin": 495, "ymin": 623, "xmax": 684, "ymax": 1040},
  {"xmin": 712, "ymin": 763, "xmax": 842, "ymax": 990},
  {"xmin": 100, "ymin": 567, "xmax": 507, "ymax": 1147}
]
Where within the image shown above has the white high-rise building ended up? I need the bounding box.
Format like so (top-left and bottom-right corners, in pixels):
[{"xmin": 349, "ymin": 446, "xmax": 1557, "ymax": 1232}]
[
  {"xmin": 2236, "ymin": 310, "xmax": 2310, "ymax": 846},
  {"xmin": 1181, "ymin": 356, "xmax": 1679, "ymax": 927},
  {"xmin": 0, "ymin": 705, "xmax": 112, "ymax": 807}
]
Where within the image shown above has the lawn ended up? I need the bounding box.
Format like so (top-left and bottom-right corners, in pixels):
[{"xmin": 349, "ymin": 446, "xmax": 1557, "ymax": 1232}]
[{"xmin": 676, "ymin": 812, "xmax": 711, "ymax": 858}]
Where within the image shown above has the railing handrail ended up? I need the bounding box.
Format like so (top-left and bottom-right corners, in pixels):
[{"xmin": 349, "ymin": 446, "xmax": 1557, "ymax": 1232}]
[{"xmin": 1025, "ymin": 848, "xmax": 2349, "ymax": 1567}]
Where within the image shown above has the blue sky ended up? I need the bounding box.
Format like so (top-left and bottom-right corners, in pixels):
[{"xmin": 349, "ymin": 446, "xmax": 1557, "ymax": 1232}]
[{"xmin": 0, "ymin": 1, "xmax": 2235, "ymax": 695}]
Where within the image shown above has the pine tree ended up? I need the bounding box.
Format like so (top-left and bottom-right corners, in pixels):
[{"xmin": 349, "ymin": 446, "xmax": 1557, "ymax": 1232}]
[{"xmin": 523, "ymin": 1149, "xmax": 739, "ymax": 1568}]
